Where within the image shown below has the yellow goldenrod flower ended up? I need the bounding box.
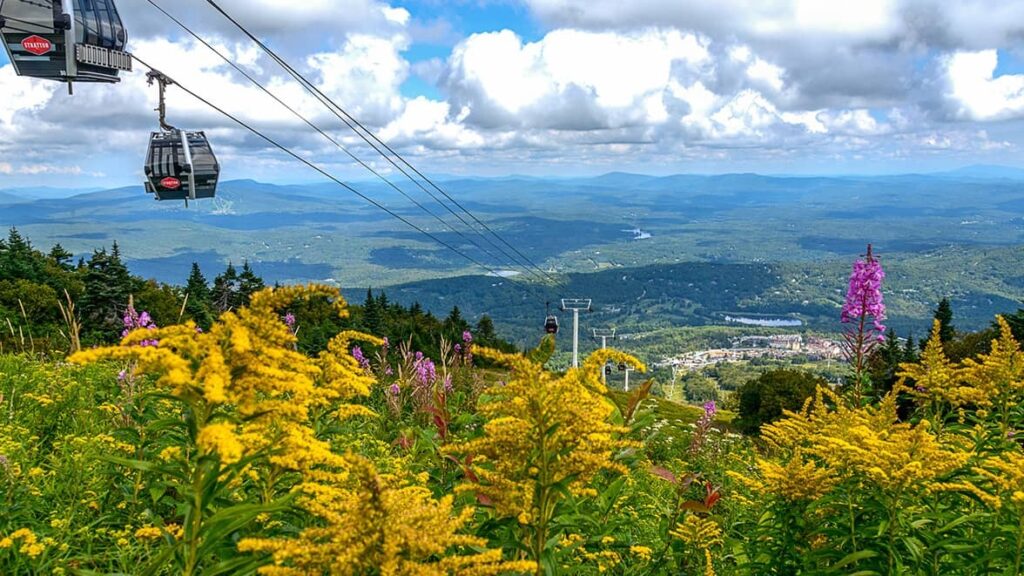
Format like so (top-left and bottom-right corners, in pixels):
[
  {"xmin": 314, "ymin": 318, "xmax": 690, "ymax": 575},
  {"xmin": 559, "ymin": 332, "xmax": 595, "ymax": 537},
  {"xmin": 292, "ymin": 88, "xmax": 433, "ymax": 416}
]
[
  {"xmin": 196, "ymin": 423, "xmax": 244, "ymax": 464},
  {"xmin": 630, "ymin": 545, "xmax": 653, "ymax": 561},
  {"xmin": 134, "ymin": 525, "xmax": 163, "ymax": 540},
  {"xmin": 239, "ymin": 454, "xmax": 535, "ymax": 575},
  {"xmin": 670, "ymin": 514, "xmax": 723, "ymax": 550}
]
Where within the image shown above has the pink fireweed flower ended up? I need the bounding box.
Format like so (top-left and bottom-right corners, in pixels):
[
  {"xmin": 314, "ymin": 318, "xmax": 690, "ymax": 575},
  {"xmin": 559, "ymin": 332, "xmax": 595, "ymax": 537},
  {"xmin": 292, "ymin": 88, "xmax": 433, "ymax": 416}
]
[
  {"xmin": 415, "ymin": 356, "xmax": 437, "ymax": 387},
  {"xmin": 443, "ymin": 374, "xmax": 454, "ymax": 392},
  {"xmin": 389, "ymin": 383, "xmax": 401, "ymax": 395},
  {"xmin": 351, "ymin": 346, "xmax": 370, "ymax": 370},
  {"xmin": 283, "ymin": 312, "xmax": 296, "ymax": 329},
  {"xmin": 841, "ymin": 247, "xmax": 886, "ymax": 337},
  {"xmin": 697, "ymin": 401, "xmax": 716, "ymax": 429},
  {"xmin": 841, "ymin": 245, "xmax": 888, "ymax": 404},
  {"xmin": 122, "ymin": 304, "xmax": 158, "ymax": 346},
  {"xmin": 462, "ymin": 330, "xmax": 473, "ymax": 344}
]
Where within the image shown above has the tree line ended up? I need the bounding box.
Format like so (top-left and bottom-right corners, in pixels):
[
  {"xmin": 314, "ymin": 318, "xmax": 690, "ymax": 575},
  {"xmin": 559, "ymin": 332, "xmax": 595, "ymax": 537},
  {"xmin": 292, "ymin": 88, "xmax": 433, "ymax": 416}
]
[{"xmin": 0, "ymin": 228, "xmax": 512, "ymax": 357}]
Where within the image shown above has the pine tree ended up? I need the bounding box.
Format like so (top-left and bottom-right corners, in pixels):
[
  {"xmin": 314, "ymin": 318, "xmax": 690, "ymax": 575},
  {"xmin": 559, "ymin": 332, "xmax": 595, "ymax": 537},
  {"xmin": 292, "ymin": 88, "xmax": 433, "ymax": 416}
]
[
  {"xmin": 934, "ymin": 298, "xmax": 955, "ymax": 343},
  {"xmin": 238, "ymin": 260, "xmax": 265, "ymax": 305},
  {"xmin": 211, "ymin": 262, "xmax": 239, "ymax": 313},
  {"xmin": 903, "ymin": 332, "xmax": 918, "ymax": 363},
  {"xmin": 443, "ymin": 306, "xmax": 469, "ymax": 337},
  {"xmin": 79, "ymin": 248, "xmax": 132, "ymax": 340},
  {"xmin": 0, "ymin": 227, "xmax": 40, "ymax": 282},
  {"xmin": 475, "ymin": 314, "xmax": 497, "ymax": 344},
  {"xmin": 184, "ymin": 262, "xmax": 214, "ymax": 330},
  {"xmin": 870, "ymin": 328, "xmax": 903, "ymax": 398},
  {"xmin": 363, "ymin": 288, "xmax": 381, "ymax": 335},
  {"xmin": 107, "ymin": 242, "xmax": 134, "ymax": 295},
  {"xmin": 48, "ymin": 243, "xmax": 74, "ymax": 269}
]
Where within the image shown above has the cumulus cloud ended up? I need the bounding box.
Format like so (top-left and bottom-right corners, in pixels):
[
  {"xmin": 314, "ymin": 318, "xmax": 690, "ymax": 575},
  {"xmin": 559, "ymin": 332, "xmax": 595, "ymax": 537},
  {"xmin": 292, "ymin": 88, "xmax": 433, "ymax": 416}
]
[
  {"xmin": 443, "ymin": 28, "xmax": 710, "ymax": 130},
  {"xmin": 944, "ymin": 50, "xmax": 1024, "ymax": 121}
]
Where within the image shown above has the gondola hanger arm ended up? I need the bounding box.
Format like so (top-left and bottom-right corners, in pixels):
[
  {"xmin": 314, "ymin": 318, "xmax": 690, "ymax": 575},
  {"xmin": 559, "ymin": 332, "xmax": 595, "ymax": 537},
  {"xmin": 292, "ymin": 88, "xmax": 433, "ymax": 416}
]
[{"xmin": 146, "ymin": 70, "xmax": 176, "ymax": 131}]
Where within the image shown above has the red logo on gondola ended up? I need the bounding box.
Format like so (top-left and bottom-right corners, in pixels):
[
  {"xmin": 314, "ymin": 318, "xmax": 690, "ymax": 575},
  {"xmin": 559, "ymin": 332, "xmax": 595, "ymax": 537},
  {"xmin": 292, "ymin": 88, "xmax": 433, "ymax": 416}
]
[
  {"xmin": 160, "ymin": 177, "xmax": 181, "ymax": 190},
  {"xmin": 21, "ymin": 35, "xmax": 53, "ymax": 56}
]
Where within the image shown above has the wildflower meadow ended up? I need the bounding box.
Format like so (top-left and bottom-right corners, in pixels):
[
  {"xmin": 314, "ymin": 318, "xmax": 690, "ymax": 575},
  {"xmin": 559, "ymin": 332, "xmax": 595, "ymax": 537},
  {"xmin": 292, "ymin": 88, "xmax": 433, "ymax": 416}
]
[{"xmin": 1, "ymin": 247, "xmax": 1024, "ymax": 575}]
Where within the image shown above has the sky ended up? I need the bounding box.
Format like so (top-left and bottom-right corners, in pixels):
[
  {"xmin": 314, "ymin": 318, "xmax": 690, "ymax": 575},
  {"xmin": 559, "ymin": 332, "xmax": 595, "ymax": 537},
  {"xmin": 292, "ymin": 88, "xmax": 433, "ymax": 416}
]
[{"xmin": 2, "ymin": 0, "xmax": 1024, "ymax": 187}]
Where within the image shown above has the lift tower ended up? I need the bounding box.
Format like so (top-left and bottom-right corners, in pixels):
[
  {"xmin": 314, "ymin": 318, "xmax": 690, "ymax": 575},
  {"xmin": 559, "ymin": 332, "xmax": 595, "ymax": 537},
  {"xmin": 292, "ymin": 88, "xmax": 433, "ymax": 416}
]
[
  {"xmin": 592, "ymin": 327, "xmax": 616, "ymax": 384},
  {"xmin": 561, "ymin": 298, "xmax": 592, "ymax": 368}
]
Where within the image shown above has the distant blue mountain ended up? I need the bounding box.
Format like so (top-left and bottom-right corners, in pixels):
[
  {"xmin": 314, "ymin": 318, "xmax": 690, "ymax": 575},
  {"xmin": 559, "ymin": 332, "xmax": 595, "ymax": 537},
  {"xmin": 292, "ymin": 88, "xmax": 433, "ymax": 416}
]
[
  {"xmin": 934, "ymin": 164, "xmax": 1024, "ymax": 180},
  {"xmin": 0, "ymin": 186, "xmax": 105, "ymax": 200}
]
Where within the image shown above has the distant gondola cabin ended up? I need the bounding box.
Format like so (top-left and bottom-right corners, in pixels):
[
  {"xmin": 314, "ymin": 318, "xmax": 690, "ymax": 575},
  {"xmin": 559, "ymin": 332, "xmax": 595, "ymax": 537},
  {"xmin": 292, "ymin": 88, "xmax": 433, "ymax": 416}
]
[{"xmin": 144, "ymin": 130, "xmax": 220, "ymax": 202}]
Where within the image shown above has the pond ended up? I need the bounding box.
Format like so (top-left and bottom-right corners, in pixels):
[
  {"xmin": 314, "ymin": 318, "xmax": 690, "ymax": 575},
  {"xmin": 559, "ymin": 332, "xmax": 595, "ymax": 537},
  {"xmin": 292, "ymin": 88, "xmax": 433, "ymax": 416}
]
[{"xmin": 724, "ymin": 315, "xmax": 803, "ymax": 327}]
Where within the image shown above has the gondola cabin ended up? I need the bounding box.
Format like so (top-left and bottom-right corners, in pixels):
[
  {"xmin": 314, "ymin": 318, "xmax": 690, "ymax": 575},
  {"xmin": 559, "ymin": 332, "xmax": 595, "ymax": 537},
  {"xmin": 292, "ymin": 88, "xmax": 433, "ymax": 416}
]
[
  {"xmin": 544, "ymin": 315, "xmax": 559, "ymax": 335},
  {"xmin": 144, "ymin": 130, "xmax": 220, "ymax": 203},
  {"xmin": 0, "ymin": 0, "xmax": 131, "ymax": 85}
]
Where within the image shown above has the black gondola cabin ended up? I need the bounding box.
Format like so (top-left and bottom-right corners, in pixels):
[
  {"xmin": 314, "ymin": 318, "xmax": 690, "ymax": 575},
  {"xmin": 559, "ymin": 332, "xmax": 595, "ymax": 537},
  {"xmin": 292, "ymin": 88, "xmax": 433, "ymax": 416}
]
[
  {"xmin": 544, "ymin": 315, "xmax": 559, "ymax": 335},
  {"xmin": 144, "ymin": 130, "xmax": 220, "ymax": 203},
  {"xmin": 0, "ymin": 0, "xmax": 131, "ymax": 84}
]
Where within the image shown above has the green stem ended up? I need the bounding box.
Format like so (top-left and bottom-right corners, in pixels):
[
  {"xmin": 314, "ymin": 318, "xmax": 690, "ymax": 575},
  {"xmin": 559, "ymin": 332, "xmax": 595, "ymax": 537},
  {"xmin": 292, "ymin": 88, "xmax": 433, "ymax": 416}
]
[
  {"xmin": 887, "ymin": 500, "xmax": 897, "ymax": 575},
  {"xmin": 847, "ymin": 495, "xmax": 857, "ymax": 551},
  {"xmin": 1014, "ymin": 510, "xmax": 1024, "ymax": 576},
  {"xmin": 184, "ymin": 463, "xmax": 203, "ymax": 576}
]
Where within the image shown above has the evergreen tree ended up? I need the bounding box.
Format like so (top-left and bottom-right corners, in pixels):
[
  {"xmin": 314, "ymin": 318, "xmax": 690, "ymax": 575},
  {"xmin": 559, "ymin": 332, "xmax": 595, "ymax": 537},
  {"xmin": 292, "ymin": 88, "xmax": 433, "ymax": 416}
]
[
  {"xmin": 238, "ymin": 260, "xmax": 265, "ymax": 304},
  {"xmin": 79, "ymin": 248, "xmax": 132, "ymax": 340},
  {"xmin": 934, "ymin": 298, "xmax": 955, "ymax": 343},
  {"xmin": 363, "ymin": 289, "xmax": 381, "ymax": 335},
  {"xmin": 48, "ymin": 243, "xmax": 74, "ymax": 270},
  {"xmin": 0, "ymin": 227, "xmax": 41, "ymax": 282},
  {"xmin": 869, "ymin": 328, "xmax": 903, "ymax": 398},
  {"xmin": 475, "ymin": 314, "xmax": 498, "ymax": 344},
  {"xmin": 375, "ymin": 291, "xmax": 391, "ymax": 332},
  {"xmin": 442, "ymin": 303, "xmax": 468, "ymax": 334},
  {"xmin": 1006, "ymin": 307, "xmax": 1024, "ymax": 344},
  {"xmin": 903, "ymin": 333, "xmax": 918, "ymax": 363},
  {"xmin": 107, "ymin": 242, "xmax": 134, "ymax": 296},
  {"xmin": 211, "ymin": 262, "xmax": 240, "ymax": 313},
  {"xmin": 184, "ymin": 262, "xmax": 214, "ymax": 330}
]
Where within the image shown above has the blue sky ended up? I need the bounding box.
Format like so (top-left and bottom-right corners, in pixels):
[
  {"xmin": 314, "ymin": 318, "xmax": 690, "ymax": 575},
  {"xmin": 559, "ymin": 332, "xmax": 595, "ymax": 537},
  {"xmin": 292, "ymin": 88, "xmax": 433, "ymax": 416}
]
[{"xmin": 2, "ymin": 0, "xmax": 1024, "ymax": 187}]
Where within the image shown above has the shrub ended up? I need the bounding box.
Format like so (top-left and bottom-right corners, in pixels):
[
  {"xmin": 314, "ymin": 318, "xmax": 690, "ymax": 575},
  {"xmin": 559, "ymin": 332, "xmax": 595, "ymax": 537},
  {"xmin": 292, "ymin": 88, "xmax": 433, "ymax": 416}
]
[{"xmin": 734, "ymin": 368, "xmax": 827, "ymax": 434}]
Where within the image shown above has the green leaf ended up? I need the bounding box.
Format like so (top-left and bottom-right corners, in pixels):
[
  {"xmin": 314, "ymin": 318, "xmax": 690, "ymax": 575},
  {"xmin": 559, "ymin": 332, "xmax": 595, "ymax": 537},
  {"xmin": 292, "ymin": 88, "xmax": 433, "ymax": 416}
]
[
  {"xmin": 149, "ymin": 484, "xmax": 168, "ymax": 504},
  {"xmin": 833, "ymin": 550, "xmax": 879, "ymax": 569}
]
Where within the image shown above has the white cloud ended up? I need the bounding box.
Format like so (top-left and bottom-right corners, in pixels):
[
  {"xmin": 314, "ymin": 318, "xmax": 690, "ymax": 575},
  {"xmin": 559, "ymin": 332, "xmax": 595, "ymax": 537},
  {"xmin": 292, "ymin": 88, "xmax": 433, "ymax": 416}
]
[
  {"xmin": 945, "ymin": 50, "xmax": 1024, "ymax": 121},
  {"xmin": 379, "ymin": 97, "xmax": 488, "ymax": 149},
  {"xmin": 444, "ymin": 28, "xmax": 710, "ymax": 129},
  {"xmin": 746, "ymin": 57, "xmax": 786, "ymax": 92},
  {"xmin": 0, "ymin": 162, "xmax": 86, "ymax": 175},
  {"xmin": 308, "ymin": 33, "xmax": 410, "ymax": 125}
]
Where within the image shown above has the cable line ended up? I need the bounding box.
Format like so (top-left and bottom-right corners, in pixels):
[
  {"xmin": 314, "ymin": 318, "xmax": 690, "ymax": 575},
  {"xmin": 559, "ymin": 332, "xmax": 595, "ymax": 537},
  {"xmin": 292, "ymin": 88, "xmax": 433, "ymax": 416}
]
[
  {"xmin": 202, "ymin": 0, "xmax": 561, "ymax": 285},
  {"xmin": 129, "ymin": 54, "xmax": 538, "ymax": 287},
  {"xmin": 141, "ymin": 0, "xmax": 550, "ymax": 283}
]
